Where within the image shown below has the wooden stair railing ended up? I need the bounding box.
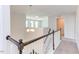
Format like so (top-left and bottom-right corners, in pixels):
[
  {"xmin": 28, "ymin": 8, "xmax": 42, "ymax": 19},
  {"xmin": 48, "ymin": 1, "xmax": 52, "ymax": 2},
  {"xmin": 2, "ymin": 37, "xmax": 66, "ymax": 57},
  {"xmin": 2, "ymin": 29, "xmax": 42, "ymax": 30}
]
[
  {"xmin": 6, "ymin": 29, "xmax": 61, "ymax": 54},
  {"xmin": 44, "ymin": 28, "xmax": 51, "ymax": 43}
]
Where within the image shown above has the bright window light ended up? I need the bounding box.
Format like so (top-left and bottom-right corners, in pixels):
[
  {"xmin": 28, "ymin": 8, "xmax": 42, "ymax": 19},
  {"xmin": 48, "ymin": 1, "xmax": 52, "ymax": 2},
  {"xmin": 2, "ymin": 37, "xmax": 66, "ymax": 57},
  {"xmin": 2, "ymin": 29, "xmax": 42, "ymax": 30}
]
[
  {"xmin": 30, "ymin": 21, "xmax": 34, "ymax": 27},
  {"xmin": 35, "ymin": 21, "xmax": 39, "ymax": 28},
  {"xmin": 26, "ymin": 16, "xmax": 48, "ymax": 28},
  {"xmin": 26, "ymin": 20, "xmax": 29, "ymax": 27}
]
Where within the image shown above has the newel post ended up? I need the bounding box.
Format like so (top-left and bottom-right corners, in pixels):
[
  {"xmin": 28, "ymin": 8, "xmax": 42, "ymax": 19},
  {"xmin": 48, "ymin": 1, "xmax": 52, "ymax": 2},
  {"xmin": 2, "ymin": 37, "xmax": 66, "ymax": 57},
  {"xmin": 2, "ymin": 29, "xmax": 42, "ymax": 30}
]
[
  {"xmin": 18, "ymin": 39, "xmax": 24, "ymax": 54},
  {"xmin": 53, "ymin": 30, "xmax": 55, "ymax": 50},
  {"xmin": 60, "ymin": 28, "xmax": 62, "ymax": 40}
]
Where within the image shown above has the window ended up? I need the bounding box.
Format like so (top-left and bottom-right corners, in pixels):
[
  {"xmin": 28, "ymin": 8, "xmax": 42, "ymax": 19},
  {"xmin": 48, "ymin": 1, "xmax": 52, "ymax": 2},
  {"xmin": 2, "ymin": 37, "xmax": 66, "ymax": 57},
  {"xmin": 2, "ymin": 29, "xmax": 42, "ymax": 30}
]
[
  {"xmin": 30, "ymin": 21, "xmax": 34, "ymax": 27},
  {"xmin": 35, "ymin": 21, "xmax": 39, "ymax": 28},
  {"xmin": 26, "ymin": 16, "xmax": 48, "ymax": 28},
  {"xmin": 26, "ymin": 20, "xmax": 29, "ymax": 27},
  {"xmin": 26, "ymin": 20, "xmax": 41, "ymax": 28}
]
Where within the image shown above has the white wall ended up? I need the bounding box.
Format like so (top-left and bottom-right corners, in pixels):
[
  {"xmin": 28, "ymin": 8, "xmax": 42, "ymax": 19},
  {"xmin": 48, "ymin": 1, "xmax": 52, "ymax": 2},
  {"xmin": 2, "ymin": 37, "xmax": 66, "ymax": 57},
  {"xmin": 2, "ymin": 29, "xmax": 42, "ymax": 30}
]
[
  {"xmin": 0, "ymin": 5, "xmax": 10, "ymax": 54},
  {"xmin": 42, "ymin": 19, "xmax": 48, "ymax": 28},
  {"xmin": 11, "ymin": 13, "xmax": 26, "ymax": 40},
  {"xmin": 0, "ymin": 6, "xmax": 4, "ymax": 53},
  {"xmin": 75, "ymin": 6, "xmax": 79, "ymax": 50},
  {"xmin": 48, "ymin": 16, "xmax": 57, "ymax": 30},
  {"xmin": 64, "ymin": 14, "xmax": 76, "ymax": 40}
]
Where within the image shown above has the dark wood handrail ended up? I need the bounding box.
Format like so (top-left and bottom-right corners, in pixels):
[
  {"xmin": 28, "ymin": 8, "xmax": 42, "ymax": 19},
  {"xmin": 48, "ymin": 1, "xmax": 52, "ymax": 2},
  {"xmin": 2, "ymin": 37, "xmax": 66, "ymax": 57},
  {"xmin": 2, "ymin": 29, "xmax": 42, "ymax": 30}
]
[
  {"xmin": 23, "ymin": 30, "xmax": 54, "ymax": 46},
  {"xmin": 44, "ymin": 28, "xmax": 51, "ymax": 43},
  {"xmin": 6, "ymin": 29, "xmax": 61, "ymax": 54},
  {"xmin": 27, "ymin": 28, "xmax": 60, "ymax": 45},
  {"xmin": 6, "ymin": 35, "xmax": 19, "ymax": 46}
]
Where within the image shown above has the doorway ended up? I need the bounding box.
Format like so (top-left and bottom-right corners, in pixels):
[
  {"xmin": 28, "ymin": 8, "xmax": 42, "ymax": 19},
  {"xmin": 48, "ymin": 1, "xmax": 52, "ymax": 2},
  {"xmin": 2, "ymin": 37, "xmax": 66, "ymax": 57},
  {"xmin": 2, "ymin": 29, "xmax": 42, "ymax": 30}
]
[{"xmin": 56, "ymin": 16, "xmax": 64, "ymax": 37}]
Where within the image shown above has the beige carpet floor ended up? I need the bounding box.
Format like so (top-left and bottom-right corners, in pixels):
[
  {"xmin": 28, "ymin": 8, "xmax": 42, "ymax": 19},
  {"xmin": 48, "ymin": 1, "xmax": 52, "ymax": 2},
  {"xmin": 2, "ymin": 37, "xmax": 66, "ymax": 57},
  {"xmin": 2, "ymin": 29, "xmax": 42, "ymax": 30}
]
[{"xmin": 54, "ymin": 39, "xmax": 79, "ymax": 54}]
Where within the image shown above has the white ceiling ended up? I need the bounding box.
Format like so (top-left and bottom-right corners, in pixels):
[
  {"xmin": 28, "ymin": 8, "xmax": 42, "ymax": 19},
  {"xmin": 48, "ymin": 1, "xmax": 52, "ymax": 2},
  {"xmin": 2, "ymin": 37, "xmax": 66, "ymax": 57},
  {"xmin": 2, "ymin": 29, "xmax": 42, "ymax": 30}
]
[{"xmin": 11, "ymin": 5, "xmax": 77, "ymax": 16}]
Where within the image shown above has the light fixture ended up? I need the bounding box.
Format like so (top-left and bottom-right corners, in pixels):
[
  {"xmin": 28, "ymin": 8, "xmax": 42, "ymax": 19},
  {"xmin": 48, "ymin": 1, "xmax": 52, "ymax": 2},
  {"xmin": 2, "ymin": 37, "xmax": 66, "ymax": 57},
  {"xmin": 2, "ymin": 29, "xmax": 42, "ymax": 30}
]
[
  {"xmin": 27, "ymin": 29, "xmax": 30, "ymax": 32},
  {"xmin": 30, "ymin": 29, "xmax": 35, "ymax": 32},
  {"xmin": 26, "ymin": 28, "xmax": 35, "ymax": 32}
]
